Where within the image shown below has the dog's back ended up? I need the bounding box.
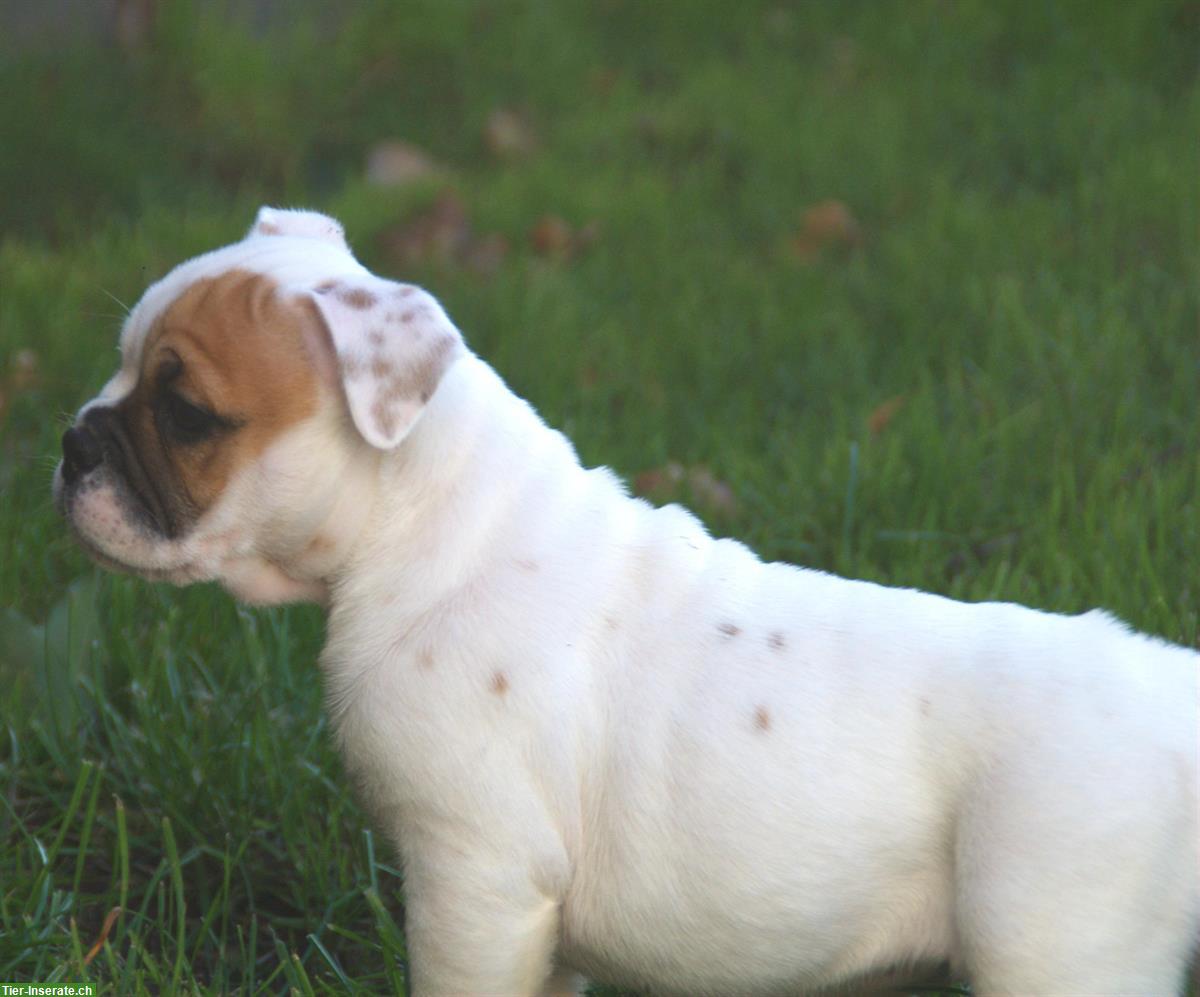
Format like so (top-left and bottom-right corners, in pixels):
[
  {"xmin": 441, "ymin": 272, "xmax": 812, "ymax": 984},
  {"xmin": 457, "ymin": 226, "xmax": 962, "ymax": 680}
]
[{"xmin": 555, "ymin": 478, "xmax": 1199, "ymax": 993}]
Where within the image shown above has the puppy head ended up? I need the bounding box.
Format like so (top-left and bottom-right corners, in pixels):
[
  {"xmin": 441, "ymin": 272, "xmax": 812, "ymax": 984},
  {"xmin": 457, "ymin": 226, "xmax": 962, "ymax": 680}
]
[{"xmin": 54, "ymin": 207, "xmax": 464, "ymax": 603}]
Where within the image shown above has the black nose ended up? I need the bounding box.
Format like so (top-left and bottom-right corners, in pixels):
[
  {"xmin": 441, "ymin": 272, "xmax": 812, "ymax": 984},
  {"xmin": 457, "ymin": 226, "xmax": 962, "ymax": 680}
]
[{"xmin": 61, "ymin": 425, "xmax": 104, "ymax": 483}]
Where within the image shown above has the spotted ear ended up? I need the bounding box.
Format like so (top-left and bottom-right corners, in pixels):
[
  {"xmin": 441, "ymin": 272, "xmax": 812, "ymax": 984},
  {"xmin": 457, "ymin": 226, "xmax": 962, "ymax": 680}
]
[
  {"xmin": 307, "ymin": 277, "xmax": 464, "ymax": 449},
  {"xmin": 249, "ymin": 206, "xmax": 350, "ymax": 251}
]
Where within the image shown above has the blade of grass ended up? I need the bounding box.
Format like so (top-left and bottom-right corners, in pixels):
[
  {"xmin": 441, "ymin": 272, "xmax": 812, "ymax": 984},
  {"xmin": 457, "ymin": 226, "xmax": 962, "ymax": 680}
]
[{"xmin": 161, "ymin": 816, "xmax": 187, "ymax": 994}]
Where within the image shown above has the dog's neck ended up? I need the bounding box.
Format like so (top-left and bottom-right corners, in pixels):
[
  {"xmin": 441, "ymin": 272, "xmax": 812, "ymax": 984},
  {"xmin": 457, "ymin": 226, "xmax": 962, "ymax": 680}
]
[
  {"xmin": 217, "ymin": 424, "xmax": 379, "ymax": 606},
  {"xmin": 326, "ymin": 353, "xmax": 593, "ymax": 619}
]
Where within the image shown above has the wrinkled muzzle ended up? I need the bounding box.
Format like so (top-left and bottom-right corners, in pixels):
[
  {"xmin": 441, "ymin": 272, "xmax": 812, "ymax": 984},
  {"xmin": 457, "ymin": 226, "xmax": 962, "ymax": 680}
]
[{"xmin": 59, "ymin": 406, "xmax": 183, "ymax": 538}]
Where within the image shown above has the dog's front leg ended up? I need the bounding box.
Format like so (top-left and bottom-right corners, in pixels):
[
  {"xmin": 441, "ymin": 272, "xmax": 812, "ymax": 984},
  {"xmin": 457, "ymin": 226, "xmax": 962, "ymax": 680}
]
[
  {"xmin": 402, "ymin": 841, "xmax": 569, "ymax": 997},
  {"xmin": 537, "ymin": 965, "xmax": 585, "ymax": 997}
]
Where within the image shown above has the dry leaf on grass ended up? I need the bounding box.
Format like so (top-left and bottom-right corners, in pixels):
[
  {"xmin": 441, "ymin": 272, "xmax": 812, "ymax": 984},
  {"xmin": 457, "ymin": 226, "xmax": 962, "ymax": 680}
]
[
  {"xmin": 461, "ymin": 233, "xmax": 511, "ymax": 276},
  {"xmin": 1, "ymin": 347, "xmax": 39, "ymax": 420},
  {"xmin": 530, "ymin": 215, "xmax": 573, "ymax": 257},
  {"xmin": 791, "ymin": 199, "xmax": 862, "ymax": 262},
  {"xmin": 634, "ymin": 460, "xmax": 687, "ymax": 496},
  {"xmin": 867, "ymin": 394, "xmax": 907, "ymax": 435},
  {"xmin": 484, "ymin": 107, "xmax": 538, "ymax": 160},
  {"xmin": 378, "ymin": 192, "xmax": 470, "ymax": 267},
  {"xmin": 84, "ymin": 906, "xmax": 123, "ymax": 965},
  {"xmin": 378, "ymin": 193, "xmax": 512, "ymax": 276},
  {"xmin": 634, "ymin": 461, "xmax": 738, "ymax": 516},
  {"xmin": 588, "ymin": 66, "xmax": 622, "ymax": 98},
  {"xmin": 686, "ymin": 465, "xmax": 738, "ymax": 515},
  {"xmin": 529, "ymin": 215, "xmax": 601, "ymax": 261},
  {"xmin": 11, "ymin": 348, "xmax": 38, "ymax": 391},
  {"xmin": 365, "ymin": 140, "xmax": 439, "ymax": 188}
]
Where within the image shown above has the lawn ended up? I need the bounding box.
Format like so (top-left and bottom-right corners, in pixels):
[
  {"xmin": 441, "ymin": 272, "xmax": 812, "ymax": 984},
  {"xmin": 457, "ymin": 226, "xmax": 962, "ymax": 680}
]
[{"xmin": 1, "ymin": 0, "xmax": 1197, "ymax": 992}]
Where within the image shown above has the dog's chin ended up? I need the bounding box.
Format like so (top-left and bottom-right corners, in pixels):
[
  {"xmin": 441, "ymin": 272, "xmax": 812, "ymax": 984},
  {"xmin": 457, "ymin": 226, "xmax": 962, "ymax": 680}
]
[
  {"xmin": 66, "ymin": 517, "xmax": 175, "ymax": 580},
  {"xmin": 74, "ymin": 534, "xmax": 204, "ymax": 585},
  {"xmin": 59, "ymin": 481, "xmax": 201, "ymax": 586}
]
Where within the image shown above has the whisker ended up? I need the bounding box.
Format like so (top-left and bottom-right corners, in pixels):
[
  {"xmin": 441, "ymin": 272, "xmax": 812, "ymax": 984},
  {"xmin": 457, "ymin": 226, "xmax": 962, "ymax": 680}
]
[{"xmin": 98, "ymin": 288, "xmax": 132, "ymax": 315}]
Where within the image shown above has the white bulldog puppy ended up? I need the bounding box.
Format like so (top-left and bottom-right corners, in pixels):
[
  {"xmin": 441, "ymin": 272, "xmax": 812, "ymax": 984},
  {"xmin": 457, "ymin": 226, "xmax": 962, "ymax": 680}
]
[{"xmin": 55, "ymin": 207, "xmax": 1198, "ymax": 996}]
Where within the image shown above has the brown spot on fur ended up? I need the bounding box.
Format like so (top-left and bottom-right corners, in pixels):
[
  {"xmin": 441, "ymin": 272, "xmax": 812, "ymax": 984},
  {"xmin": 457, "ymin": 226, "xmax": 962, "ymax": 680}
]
[
  {"xmin": 418, "ymin": 649, "xmax": 434, "ymax": 669},
  {"xmin": 754, "ymin": 706, "xmax": 771, "ymax": 732},
  {"xmin": 490, "ymin": 671, "xmax": 509, "ymax": 696},
  {"xmin": 339, "ymin": 356, "xmax": 365, "ymax": 380},
  {"xmin": 370, "ymin": 356, "xmax": 395, "ymax": 380},
  {"xmin": 338, "ymin": 287, "xmax": 377, "ymax": 310},
  {"xmin": 718, "ymin": 622, "xmax": 741, "ymax": 638},
  {"xmin": 129, "ymin": 270, "xmax": 322, "ymax": 522},
  {"xmin": 768, "ymin": 631, "xmax": 786, "ymax": 651},
  {"xmin": 376, "ymin": 334, "xmax": 456, "ymax": 411},
  {"xmin": 306, "ymin": 534, "xmax": 334, "ymax": 553},
  {"xmin": 396, "ymin": 285, "xmax": 416, "ymax": 298},
  {"xmin": 368, "ymin": 329, "xmax": 385, "ymax": 347},
  {"xmin": 315, "ymin": 279, "xmax": 339, "ymax": 293},
  {"xmin": 258, "ymin": 221, "xmax": 282, "ymax": 235},
  {"xmin": 400, "ymin": 309, "xmax": 416, "ymax": 323},
  {"xmin": 370, "ymin": 398, "xmax": 398, "ymax": 439}
]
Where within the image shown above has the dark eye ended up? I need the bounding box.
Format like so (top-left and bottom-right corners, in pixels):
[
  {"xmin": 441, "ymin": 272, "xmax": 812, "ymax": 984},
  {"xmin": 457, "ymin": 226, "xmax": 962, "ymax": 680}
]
[{"xmin": 162, "ymin": 391, "xmax": 219, "ymax": 443}]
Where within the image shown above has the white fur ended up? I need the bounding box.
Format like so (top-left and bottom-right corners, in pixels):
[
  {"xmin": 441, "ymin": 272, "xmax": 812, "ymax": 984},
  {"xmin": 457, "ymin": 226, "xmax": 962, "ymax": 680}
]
[{"xmin": 62, "ymin": 211, "xmax": 1200, "ymax": 996}]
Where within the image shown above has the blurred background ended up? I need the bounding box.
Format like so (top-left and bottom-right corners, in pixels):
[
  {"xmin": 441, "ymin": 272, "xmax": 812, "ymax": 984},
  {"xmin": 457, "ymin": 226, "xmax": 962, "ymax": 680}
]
[{"xmin": 1, "ymin": 1, "xmax": 1197, "ymax": 992}]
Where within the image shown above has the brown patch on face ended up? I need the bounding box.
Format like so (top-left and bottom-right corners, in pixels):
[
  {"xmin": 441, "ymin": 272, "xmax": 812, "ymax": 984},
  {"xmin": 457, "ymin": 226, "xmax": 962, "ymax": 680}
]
[
  {"xmin": 754, "ymin": 706, "xmax": 771, "ymax": 732},
  {"xmin": 717, "ymin": 621, "xmax": 741, "ymax": 638},
  {"xmin": 767, "ymin": 631, "xmax": 786, "ymax": 652},
  {"xmin": 490, "ymin": 671, "xmax": 509, "ymax": 696},
  {"xmin": 121, "ymin": 269, "xmax": 322, "ymax": 528}
]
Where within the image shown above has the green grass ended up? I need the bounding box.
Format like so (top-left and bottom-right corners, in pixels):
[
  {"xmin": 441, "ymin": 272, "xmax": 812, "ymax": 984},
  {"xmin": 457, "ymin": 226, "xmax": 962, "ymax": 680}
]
[{"xmin": 1, "ymin": 0, "xmax": 1197, "ymax": 992}]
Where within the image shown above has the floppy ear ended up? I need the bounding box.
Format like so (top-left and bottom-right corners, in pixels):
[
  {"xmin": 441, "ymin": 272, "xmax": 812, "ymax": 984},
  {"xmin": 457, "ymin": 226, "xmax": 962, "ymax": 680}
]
[
  {"xmin": 249, "ymin": 206, "xmax": 350, "ymax": 251},
  {"xmin": 307, "ymin": 277, "xmax": 464, "ymax": 449}
]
